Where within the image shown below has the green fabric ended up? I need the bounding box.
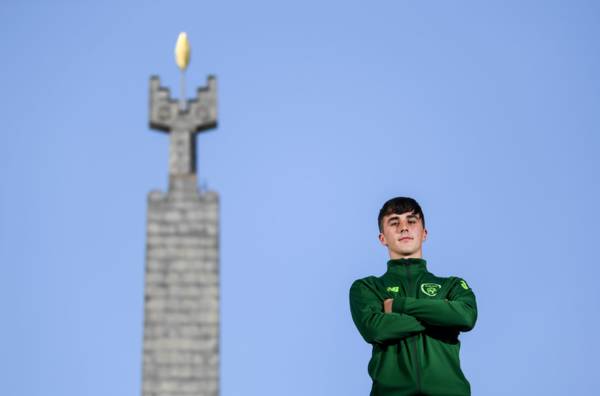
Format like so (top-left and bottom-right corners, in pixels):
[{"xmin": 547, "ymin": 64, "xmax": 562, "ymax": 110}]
[{"xmin": 349, "ymin": 258, "xmax": 477, "ymax": 396}]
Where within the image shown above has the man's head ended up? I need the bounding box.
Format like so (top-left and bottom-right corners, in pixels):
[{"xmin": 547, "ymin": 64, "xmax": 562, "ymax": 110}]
[{"xmin": 377, "ymin": 197, "xmax": 427, "ymax": 259}]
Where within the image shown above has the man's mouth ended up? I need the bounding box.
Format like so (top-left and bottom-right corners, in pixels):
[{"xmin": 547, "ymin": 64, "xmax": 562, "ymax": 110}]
[{"xmin": 399, "ymin": 237, "xmax": 413, "ymax": 241}]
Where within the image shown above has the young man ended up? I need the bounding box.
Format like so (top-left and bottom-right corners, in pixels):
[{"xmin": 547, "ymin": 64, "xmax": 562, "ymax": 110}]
[{"xmin": 349, "ymin": 197, "xmax": 477, "ymax": 396}]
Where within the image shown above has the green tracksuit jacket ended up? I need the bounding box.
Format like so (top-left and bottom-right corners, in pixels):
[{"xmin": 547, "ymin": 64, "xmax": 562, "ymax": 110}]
[{"xmin": 349, "ymin": 258, "xmax": 477, "ymax": 396}]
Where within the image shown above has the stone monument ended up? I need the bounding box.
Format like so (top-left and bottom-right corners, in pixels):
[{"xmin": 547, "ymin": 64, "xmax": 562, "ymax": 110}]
[{"xmin": 142, "ymin": 33, "xmax": 219, "ymax": 396}]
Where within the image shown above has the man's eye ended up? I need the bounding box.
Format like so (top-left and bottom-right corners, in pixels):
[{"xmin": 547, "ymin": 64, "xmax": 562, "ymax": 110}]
[
  {"xmin": 408, "ymin": 220, "xmax": 416, "ymax": 224},
  {"xmin": 390, "ymin": 222, "xmax": 398, "ymax": 227}
]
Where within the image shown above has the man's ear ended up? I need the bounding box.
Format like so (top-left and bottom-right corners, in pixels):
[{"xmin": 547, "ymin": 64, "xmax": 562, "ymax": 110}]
[
  {"xmin": 378, "ymin": 232, "xmax": 388, "ymax": 246},
  {"xmin": 422, "ymin": 228, "xmax": 428, "ymax": 241}
]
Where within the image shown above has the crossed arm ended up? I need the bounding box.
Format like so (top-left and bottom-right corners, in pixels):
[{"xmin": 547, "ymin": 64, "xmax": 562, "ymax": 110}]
[
  {"xmin": 350, "ymin": 280, "xmax": 425, "ymax": 344},
  {"xmin": 350, "ymin": 278, "xmax": 477, "ymax": 345},
  {"xmin": 385, "ymin": 279, "xmax": 477, "ymax": 332}
]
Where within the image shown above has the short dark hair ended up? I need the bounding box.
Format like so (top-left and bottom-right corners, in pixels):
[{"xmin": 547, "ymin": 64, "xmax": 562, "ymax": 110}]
[{"xmin": 378, "ymin": 197, "xmax": 425, "ymax": 232}]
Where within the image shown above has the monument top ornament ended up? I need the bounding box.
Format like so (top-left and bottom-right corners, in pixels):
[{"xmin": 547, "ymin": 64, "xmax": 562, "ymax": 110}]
[{"xmin": 149, "ymin": 32, "xmax": 218, "ymax": 189}]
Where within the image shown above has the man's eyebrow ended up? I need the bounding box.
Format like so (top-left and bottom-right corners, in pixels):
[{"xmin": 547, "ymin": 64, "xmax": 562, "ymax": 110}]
[{"xmin": 387, "ymin": 213, "xmax": 420, "ymax": 223}]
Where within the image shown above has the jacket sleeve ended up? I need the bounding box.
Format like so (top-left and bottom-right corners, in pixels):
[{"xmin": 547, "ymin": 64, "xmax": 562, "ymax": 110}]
[
  {"xmin": 350, "ymin": 279, "xmax": 425, "ymax": 345},
  {"xmin": 391, "ymin": 277, "xmax": 477, "ymax": 332}
]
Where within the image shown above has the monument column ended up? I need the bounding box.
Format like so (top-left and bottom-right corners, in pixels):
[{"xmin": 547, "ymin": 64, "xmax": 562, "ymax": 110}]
[{"xmin": 142, "ymin": 33, "xmax": 220, "ymax": 396}]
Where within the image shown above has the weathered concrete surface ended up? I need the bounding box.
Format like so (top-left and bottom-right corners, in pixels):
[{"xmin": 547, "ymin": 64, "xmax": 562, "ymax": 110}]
[{"xmin": 142, "ymin": 178, "xmax": 219, "ymax": 396}]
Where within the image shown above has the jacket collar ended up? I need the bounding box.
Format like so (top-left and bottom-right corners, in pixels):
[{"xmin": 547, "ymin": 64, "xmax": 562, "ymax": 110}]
[{"xmin": 386, "ymin": 258, "xmax": 427, "ymax": 275}]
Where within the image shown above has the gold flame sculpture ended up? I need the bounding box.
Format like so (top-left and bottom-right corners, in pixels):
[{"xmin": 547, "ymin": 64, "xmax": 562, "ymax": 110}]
[{"xmin": 175, "ymin": 32, "xmax": 191, "ymax": 71}]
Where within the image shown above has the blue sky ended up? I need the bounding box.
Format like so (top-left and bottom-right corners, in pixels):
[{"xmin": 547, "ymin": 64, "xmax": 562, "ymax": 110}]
[{"xmin": 1, "ymin": 1, "xmax": 599, "ymax": 395}]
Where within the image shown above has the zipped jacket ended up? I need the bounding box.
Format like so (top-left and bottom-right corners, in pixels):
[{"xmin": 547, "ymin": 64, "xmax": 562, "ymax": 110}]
[{"xmin": 349, "ymin": 258, "xmax": 477, "ymax": 396}]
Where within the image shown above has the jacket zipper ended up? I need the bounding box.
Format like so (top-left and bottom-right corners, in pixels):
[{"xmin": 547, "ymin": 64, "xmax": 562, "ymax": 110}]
[{"xmin": 406, "ymin": 265, "xmax": 422, "ymax": 394}]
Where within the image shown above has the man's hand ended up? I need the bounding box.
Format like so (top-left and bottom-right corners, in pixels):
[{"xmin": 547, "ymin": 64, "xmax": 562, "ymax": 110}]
[{"xmin": 384, "ymin": 298, "xmax": 393, "ymax": 313}]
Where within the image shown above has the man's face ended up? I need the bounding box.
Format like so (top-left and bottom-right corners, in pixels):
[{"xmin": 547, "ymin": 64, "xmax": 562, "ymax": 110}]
[{"xmin": 378, "ymin": 211, "xmax": 427, "ymax": 259}]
